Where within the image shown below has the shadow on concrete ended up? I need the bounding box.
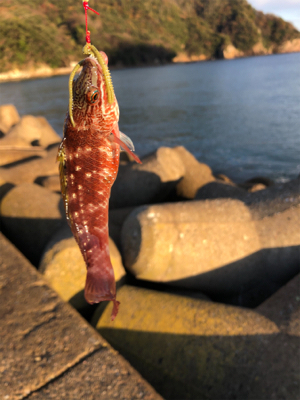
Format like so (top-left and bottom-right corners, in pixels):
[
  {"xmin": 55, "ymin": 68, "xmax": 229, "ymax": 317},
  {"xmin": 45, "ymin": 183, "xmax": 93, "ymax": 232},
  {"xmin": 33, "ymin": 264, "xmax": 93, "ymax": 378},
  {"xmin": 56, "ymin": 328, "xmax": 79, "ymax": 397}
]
[
  {"xmin": 165, "ymin": 245, "xmax": 300, "ymax": 307},
  {"xmin": 195, "ymin": 178, "xmax": 300, "ymax": 219},
  {"xmin": 110, "ymin": 167, "xmax": 182, "ymax": 209},
  {"xmin": 0, "ymin": 215, "xmax": 64, "ymax": 267},
  {"xmin": 97, "ymin": 328, "xmax": 300, "ymax": 400}
]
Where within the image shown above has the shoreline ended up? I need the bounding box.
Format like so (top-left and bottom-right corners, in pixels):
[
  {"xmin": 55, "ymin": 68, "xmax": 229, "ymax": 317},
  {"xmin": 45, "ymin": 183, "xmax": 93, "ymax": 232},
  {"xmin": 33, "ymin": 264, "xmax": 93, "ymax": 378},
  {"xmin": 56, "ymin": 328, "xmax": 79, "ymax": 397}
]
[{"xmin": 1, "ymin": 40, "xmax": 300, "ymax": 83}]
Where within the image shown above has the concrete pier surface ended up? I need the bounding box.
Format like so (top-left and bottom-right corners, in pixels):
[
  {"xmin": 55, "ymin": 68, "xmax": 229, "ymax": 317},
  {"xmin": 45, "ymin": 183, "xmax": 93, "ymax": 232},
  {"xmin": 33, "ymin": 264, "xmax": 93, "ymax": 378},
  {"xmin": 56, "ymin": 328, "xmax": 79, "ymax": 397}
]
[{"xmin": 0, "ymin": 233, "xmax": 162, "ymax": 400}]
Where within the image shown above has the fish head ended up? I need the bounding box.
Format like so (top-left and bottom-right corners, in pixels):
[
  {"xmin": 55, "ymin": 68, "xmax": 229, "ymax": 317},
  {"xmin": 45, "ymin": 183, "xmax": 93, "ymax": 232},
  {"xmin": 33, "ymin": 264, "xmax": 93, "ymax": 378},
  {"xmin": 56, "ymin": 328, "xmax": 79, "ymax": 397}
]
[{"xmin": 69, "ymin": 52, "xmax": 119, "ymax": 131}]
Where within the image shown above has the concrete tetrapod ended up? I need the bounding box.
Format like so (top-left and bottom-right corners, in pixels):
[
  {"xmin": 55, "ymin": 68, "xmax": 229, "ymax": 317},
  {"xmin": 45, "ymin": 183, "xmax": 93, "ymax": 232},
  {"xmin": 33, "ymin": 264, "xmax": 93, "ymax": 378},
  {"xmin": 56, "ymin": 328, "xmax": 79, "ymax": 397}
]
[
  {"xmin": 0, "ymin": 103, "xmax": 20, "ymax": 134},
  {"xmin": 173, "ymin": 145, "xmax": 216, "ymax": 198},
  {"xmin": 0, "ymin": 146, "xmax": 47, "ymax": 167},
  {"xmin": 0, "ymin": 146, "xmax": 59, "ymax": 185},
  {"xmin": 121, "ymin": 199, "xmax": 300, "ymax": 306},
  {"xmin": 92, "ymin": 284, "xmax": 300, "ymax": 400},
  {"xmin": 1, "ymin": 115, "xmax": 61, "ymax": 147},
  {"xmin": 0, "ymin": 183, "xmax": 63, "ymax": 265},
  {"xmin": 110, "ymin": 147, "xmax": 185, "ymax": 208}
]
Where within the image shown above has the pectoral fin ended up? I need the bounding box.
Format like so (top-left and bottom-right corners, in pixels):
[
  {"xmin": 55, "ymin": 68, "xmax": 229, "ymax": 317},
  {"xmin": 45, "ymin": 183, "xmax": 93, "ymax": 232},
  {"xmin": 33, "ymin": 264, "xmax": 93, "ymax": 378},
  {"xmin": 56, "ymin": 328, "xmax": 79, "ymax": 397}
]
[
  {"xmin": 57, "ymin": 140, "xmax": 70, "ymax": 222},
  {"xmin": 111, "ymin": 126, "xmax": 142, "ymax": 164}
]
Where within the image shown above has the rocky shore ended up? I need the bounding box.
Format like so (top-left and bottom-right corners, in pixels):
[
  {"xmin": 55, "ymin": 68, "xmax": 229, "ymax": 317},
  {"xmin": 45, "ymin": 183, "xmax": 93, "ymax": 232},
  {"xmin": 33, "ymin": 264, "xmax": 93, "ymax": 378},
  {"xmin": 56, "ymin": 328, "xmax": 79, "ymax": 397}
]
[
  {"xmin": 0, "ymin": 64, "xmax": 77, "ymax": 83},
  {"xmin": 1, "ymin": 39, "xmax": 300, "ymax": 83},
  {"xmin": 0, "ymin": 104, "xmax": 299, "ymax": 399}
]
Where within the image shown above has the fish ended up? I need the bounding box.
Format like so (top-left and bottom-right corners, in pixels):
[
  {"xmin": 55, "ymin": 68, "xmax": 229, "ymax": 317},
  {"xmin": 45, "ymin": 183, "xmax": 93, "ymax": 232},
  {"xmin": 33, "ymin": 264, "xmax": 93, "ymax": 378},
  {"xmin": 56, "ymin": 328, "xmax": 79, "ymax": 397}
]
[{"xmin": 58, "ymin": 48, "xmax": 141, "ymax": 320}]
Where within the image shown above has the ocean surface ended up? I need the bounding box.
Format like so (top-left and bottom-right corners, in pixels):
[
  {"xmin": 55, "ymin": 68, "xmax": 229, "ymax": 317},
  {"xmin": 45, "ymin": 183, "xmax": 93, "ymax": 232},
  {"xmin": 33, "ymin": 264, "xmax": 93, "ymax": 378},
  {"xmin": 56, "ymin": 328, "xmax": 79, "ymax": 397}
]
[{"xmin": 0, "ymin": 52, "xmax": 299, "ymax": 183}]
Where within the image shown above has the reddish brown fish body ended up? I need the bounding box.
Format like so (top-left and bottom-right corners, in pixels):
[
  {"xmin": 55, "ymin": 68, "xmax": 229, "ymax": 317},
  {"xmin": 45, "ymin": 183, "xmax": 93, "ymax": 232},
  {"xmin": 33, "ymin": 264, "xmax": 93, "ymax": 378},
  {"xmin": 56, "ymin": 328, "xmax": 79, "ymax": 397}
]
[{"xmin": 60, "ymin": 55, "xmax": 121, "ymax": 318}]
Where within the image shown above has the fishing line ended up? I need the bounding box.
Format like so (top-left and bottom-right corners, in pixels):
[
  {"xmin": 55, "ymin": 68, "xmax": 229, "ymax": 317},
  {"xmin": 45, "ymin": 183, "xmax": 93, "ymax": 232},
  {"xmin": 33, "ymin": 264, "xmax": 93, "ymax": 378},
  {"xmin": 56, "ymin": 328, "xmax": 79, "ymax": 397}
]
[
  {"xmin": 82, "ymin": 0, "xmax": 100, "ymax": 46},
  {"xmin": 69, "ymin": 1, "xmax": 115, "ymax": 127}
]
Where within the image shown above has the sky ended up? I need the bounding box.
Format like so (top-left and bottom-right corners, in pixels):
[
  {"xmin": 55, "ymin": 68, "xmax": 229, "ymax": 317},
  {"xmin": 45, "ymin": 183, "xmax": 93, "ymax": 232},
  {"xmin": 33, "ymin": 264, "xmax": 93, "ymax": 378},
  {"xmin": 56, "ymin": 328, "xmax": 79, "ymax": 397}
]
[{"xmin": 248, "ymin": 0, "xmax": 300, "ymax": 31}]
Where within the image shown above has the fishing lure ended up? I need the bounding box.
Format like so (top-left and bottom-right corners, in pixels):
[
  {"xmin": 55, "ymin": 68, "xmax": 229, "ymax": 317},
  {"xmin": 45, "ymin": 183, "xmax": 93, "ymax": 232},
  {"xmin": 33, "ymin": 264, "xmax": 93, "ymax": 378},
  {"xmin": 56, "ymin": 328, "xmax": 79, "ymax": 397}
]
[{"xmin": 58, "ymin": 1, "xmax": 141, "ymax": 320}]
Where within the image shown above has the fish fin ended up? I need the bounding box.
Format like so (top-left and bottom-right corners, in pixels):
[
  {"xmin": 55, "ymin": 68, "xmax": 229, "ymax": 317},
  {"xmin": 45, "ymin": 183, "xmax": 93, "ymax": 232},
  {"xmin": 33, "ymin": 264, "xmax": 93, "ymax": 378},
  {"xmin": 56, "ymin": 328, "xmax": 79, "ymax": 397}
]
[
  {"xmin": 111, "ymin": 127, "xmax": 142, "ymax": 164},
  {"xmin": 84, "ymin": 268, "xmax": 120, "ymax": 320},
  {"xmin": 57, "ymin": 141, "xmax": 70, "ymax": 221},
  {"xmin": 119, "ymin": 131, "xmax": 135, "ymax": 152}
]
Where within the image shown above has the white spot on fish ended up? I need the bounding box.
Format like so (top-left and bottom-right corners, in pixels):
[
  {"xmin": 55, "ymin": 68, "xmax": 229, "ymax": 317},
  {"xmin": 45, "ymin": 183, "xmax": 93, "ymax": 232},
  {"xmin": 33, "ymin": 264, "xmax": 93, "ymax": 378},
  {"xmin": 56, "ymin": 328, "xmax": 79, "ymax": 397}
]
[
  {"xmin": 75, "ymin": 166, "xmax": 81, "ymax": 171},
  {"xmin": 88, "ymin": 203, "xmax": 98, "ymax": 211},
  {"xmin": 86, "ymin": 172, "xmax": 92, "ymax": 178},
  {"xmin": 86, "ymin": 147, "xmax": 92, "ymax": 152},
  {"xmin": 78, "ymin": 185, "xmax": 83, "ymax": 190},
  {"xmin": 74, "ymin": 212, "xmax": 79, "ymax": 217},
  {"xmin": 147, "ymin": 212, "xmax": 155, "ymax": 219},
  {"xmin": 75, "ymin": 153, "xmax": 79, "ymax": 158},
  {"xmin": 70, "ymin": 174, "xmax": 75, "ymax": 179},
  {"xmin": 169, "ymin": 244, "xmax": 173, "ymax": 252},
  {"xmin": 72, "ymin": 193, "xmax": 77, "ymax": 199},
  {"xmin": 95, "ymin": 226, "xmax": 106, "ymax": 234}
]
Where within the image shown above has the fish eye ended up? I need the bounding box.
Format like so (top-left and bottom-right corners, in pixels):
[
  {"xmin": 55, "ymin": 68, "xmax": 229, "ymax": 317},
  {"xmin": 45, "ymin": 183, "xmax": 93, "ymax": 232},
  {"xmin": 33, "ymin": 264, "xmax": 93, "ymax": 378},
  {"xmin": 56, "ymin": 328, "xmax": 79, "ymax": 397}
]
[{"xmin": 86, "ymin": 88, "xmax": 100, "ymax": 104}]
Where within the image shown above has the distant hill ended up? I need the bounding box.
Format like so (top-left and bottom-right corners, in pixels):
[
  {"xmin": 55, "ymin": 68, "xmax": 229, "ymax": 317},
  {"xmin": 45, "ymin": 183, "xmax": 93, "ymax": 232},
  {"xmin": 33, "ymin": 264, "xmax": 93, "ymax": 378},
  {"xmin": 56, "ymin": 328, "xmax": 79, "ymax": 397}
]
[{"xmin": 0, "ymin": 0, "xmax": 299, "ymax": 73}]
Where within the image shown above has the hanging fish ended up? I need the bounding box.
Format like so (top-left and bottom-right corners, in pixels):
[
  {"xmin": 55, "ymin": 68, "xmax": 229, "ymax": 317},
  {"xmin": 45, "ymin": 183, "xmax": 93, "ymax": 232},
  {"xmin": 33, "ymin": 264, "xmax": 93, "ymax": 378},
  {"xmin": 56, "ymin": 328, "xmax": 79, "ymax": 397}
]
[{"xmin": 58, "ymin": 44, "xmax": 141, "ymax": 320}]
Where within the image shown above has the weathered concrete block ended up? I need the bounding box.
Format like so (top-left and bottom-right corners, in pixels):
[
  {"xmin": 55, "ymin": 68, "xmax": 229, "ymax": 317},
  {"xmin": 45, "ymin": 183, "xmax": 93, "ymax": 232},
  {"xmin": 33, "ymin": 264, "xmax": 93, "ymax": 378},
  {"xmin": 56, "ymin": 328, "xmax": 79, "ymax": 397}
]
[
  {"xmin": 109, "ymin": 206, "xmax": 137, "ymax": 250},
  {"xmin": 27, "ymin": 349, "xmax": 162, "ymax": 400},
  {"xmin": 122, "ymin": 199, "xmax": 261, "ymax": 282},
  {"xmin": 121, "ymin": 198, "xmax": 300, "ymax": 305},
  {"xmin": 246, "ymin": 177, "xmax": 300, "ymax": 219},
  {"xmin": 35, "ymin": 116, "xmax": 61, "ymax": 147},
  {"xmin": 195, "ymin": 177, "xmax": 300, "ymax": 218},
  {"xmin": 0, "ymin": 146, "xmax": 58, "ymax": 185},
  {"xmin": 93, "ymin": 284, "xmax": 299, "ymax": 400},
  {"xmin": 173, "ymin": 146, "xmax": 215, "ymax": 198},
  {"xmin": 37, "ymin": 174, "xmax": 60, "ymax": 192},
  {"xmin": 1, "ymin": 115, "xmax": 61, "ymax": 147},
  {"xmin": 239, "ymin": 176, "xmax": 274, "ymax": 191},
  {"xmin": 195, "ymin": 181, "xmax": 247, "ymax": 200},
  {"xmin": 0, "ymin": 104, "xmax": 20, "ymax": 134},
  {"xmin": 0, "ymin": 232, "xmax": 102, "ymax": 399},
  {"xmin": 0, "ymin": 233, "xmax": 161, "ymax": 400},
  {"xmin": 0, "ymin": 146, "xmax": 46, "ymax": 167},
  {"xmin": 0, "ymin": 183, "xmax": 63, "ymax": 265},
  {"xmin": 257, "ymin": 273, "xmax": 300, "ymax": 336},
  {"xmin": 110, "ymin": 147, "xmax": 185, "ymax": 208},
  {"xmin": 214, "ymin": 173, "xmax": 235, "ymax": 184}
]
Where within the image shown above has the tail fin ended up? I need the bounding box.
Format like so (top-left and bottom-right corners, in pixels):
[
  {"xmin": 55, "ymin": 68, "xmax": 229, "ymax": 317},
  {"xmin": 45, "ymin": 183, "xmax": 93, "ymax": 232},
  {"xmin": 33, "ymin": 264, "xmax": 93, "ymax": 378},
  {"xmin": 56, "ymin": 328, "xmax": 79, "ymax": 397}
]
[{"xmin": 84, "ymin": 268, "xmax": 120, "ymax": 320}]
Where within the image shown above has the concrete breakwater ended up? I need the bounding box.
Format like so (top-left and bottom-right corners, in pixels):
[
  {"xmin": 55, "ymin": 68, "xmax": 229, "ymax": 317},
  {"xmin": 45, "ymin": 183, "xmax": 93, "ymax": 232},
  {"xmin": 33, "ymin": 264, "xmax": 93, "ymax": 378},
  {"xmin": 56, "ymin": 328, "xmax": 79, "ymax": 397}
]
[{"xmin": 0, "ymin": 104, "xmax": 299, "ymax": 399}]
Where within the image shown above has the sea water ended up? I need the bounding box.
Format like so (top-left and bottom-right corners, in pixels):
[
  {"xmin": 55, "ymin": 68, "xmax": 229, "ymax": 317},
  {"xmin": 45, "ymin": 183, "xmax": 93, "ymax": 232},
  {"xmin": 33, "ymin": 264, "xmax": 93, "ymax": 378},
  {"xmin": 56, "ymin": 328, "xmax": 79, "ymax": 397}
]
[{"xmin": 0, "ymin": 52, "xmax": 299, "ymax": 182}]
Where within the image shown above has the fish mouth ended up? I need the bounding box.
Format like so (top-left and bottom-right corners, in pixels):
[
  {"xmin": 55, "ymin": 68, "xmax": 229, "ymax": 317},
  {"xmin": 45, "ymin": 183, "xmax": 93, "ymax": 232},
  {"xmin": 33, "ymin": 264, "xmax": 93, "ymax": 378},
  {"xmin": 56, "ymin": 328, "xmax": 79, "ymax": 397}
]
[
  {"xmin": 80, "ymin": 55, "xmax": 100, "ymax": 74},
  {"xmin": 68, "ymin": 48, "xmax": 115, "ymax": 127},
  {"xmin": 79, "ymin": 57, "xmax": 101, "ymax": 89}
]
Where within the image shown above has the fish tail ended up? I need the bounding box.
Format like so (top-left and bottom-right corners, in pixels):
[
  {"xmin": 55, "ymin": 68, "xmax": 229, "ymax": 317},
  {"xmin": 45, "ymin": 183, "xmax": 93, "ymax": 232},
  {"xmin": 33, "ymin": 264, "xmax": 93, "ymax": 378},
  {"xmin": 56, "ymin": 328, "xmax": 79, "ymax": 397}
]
[{"xmin": 84, "ymin": 267, "xmax": 120, "ymax": 320}]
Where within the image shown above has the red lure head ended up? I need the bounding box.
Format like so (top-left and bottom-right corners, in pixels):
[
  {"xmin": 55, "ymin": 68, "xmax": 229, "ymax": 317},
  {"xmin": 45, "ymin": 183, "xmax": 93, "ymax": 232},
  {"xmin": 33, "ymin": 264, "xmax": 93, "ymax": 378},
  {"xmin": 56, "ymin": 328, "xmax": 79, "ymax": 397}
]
[{"xmin": 68, "ymin": 54, "xmax": 119, "ymax": 134}]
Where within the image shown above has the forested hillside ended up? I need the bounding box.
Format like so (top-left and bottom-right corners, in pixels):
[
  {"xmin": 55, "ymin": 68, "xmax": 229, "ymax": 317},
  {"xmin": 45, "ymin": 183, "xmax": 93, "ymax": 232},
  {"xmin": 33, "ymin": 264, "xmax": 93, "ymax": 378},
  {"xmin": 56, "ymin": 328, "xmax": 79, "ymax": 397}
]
[{"xmin": 0, "ymin": 0, "xmax": 299, "ymax": 72}]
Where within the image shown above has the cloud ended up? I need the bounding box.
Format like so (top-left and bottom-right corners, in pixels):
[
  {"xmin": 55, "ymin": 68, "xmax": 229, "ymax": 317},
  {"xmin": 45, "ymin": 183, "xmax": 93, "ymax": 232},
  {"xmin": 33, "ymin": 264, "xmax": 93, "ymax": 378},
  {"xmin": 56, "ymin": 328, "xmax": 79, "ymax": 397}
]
[
  {"xmin": 248, "ymin": 0, "xmax": 300, "ymax": 30},
  {"xmin": 249, "ymin": 0, "xmax": 300, "ymax": 11}
]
